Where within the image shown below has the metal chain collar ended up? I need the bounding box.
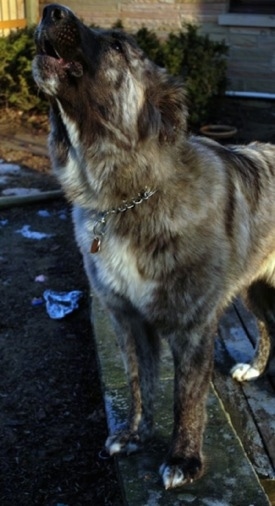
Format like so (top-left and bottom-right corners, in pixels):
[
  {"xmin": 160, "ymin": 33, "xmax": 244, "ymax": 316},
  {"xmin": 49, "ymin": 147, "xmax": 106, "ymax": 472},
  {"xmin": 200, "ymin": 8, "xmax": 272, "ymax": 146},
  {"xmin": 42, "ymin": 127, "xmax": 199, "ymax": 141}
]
[{"xmin": 90, "ymin": 188, "xmax": 156, "ymax": 253}]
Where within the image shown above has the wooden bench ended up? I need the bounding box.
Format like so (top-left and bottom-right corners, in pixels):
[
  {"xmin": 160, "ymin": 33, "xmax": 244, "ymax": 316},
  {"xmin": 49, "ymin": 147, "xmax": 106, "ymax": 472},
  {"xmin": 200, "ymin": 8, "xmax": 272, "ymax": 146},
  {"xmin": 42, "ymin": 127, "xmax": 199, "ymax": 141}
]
[{"xmin": 92, "ymin": 297, "xmax": 272, "ymax": 505}]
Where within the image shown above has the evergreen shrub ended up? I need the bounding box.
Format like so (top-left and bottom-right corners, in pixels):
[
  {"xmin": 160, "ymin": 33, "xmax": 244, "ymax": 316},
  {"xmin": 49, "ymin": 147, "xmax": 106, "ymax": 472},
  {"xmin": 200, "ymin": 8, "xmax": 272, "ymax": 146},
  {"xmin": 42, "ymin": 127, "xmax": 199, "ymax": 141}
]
[
  {"xmin": 0, "ymin": 27, "xmax": 47, "ymax": 112},
  {"xmin": 0, "ymin": 23, "xmax": 228, "ymax": 129},
  {"xmin": 135, "ymin": 24, "xmax": 228, "ymax": 129}
]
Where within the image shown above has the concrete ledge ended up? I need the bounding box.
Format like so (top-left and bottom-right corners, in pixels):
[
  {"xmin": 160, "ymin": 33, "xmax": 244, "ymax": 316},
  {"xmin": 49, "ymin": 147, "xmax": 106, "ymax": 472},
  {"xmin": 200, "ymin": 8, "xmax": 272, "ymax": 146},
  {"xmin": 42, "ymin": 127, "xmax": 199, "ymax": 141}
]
[
  {"xmin": 218, "ymin": 14, "xmax": 275, "ymax": 28},
  {"xmin": 92, "ymin": 297, "xmax": 270, "ymax": 505}
]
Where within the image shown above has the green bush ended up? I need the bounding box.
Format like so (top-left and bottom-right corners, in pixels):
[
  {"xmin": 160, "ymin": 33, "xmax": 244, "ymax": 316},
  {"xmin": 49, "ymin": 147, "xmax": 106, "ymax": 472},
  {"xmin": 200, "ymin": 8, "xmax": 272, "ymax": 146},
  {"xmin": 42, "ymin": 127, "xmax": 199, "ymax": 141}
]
[
  {"xmin": 0, "ymin": 22, "xmax": 228, "ymax": 129},
  {"xmin": 135, "ymin": 27, "xmax": 165, "ymax": 68},
  {"xmin": 0, "ymin": 26, "xmax": 47, "ymax": 111},
  {"xmin": 136, "ymin": 24, "xmax": 228, "ymax": 129}
]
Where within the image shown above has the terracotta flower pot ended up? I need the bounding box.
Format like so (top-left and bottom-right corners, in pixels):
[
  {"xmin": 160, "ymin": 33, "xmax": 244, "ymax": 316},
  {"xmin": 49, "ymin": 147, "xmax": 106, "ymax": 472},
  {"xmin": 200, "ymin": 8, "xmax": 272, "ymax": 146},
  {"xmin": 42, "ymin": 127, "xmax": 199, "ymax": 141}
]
[{"xmin": 200, "ymin": 124, "xmax": 237, "ymax": 140}]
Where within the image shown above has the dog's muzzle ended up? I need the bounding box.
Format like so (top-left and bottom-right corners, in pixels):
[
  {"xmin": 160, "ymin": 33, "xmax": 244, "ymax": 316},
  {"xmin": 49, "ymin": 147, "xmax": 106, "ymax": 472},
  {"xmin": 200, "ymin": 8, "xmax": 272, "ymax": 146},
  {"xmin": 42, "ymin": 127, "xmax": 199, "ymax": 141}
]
[
  {"xmin": 41, "ymin": 3, "xmax": 73, "ymax": 24},
  {"xmin": 32, "ymin": 3, "xmax": 85, "ymax": 94}
]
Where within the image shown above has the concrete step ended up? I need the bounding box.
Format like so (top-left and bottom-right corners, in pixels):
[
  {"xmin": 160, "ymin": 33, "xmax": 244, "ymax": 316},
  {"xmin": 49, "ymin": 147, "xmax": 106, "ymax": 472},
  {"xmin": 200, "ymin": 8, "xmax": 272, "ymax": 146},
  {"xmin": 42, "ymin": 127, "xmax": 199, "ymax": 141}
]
[{"xmin": 92, "ymin": 298, "xmax": 270, "ymax": 506}]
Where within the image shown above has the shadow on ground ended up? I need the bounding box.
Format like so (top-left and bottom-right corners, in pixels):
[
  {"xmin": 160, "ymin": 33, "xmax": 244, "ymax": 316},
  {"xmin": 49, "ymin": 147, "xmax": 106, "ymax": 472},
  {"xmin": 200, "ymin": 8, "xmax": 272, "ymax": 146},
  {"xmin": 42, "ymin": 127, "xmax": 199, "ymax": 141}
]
[{"xmin": 0, "ymin": 162, "xmax": 122, "ymax": 505}]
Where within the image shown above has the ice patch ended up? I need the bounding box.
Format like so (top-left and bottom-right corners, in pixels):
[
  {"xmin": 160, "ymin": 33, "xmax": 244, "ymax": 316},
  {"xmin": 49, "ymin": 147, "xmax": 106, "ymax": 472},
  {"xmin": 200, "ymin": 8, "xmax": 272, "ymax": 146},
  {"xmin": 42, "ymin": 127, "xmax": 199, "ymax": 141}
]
[
  {"xmin": 202, "ymin": 499, "xmax": 230, "ymax": 506},
  {"xmin": 58, "ymin": 210, "xmax": 67, "ymax": 220},
  {"xmin": 16, "ymin": 225, "xmax": 53, "ymax": 240},
  {"xmin": 104, "ymin": 393, "xmax": 127, "ymax": 434},
  {"xmin": 0, "ymin": 163, "xmax": 21, "ymax": 174},
  {"xmin": 147, "ymin": 490, "xmax": 163, "ymax": 505},
  {"xmin": 35, "ymin": 274, "xmax": 47, "ymax": 283},
  {"xmin": 0, "ymin": 219, "xmax": 8, "ymax": 226},
  {"xmin": 2, "ymin": 187, "xmax": 42, "ymax": 197},
  {"xmin": 177, "ymin": 494, "xmax": 197, "ymax": 503},
  {"xmin": 0, "ymin": 176, "xmax": 9, "ymax": 185},
  {"xmin": 37, "ymin": 209, "xmax": 51, "ymax": 218}
]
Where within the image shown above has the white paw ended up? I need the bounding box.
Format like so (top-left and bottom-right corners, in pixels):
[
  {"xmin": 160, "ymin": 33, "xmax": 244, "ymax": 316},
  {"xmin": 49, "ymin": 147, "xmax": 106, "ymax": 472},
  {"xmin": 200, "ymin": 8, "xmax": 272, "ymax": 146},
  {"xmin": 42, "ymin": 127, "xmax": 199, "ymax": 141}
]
[
  {"xmin": 159, "ymin": 463, "xmax": 187, "ymax": 490},
  {"xmin": 105, "ymin": 434, "xmax": 140, "ymax": 456},
  {"xmin": 231, "ymin": 363, "xmax": 260, "ymax": 382},
  {"xmin": 105, "ymin": 437, "xmax": 122, "ymax": 456}
]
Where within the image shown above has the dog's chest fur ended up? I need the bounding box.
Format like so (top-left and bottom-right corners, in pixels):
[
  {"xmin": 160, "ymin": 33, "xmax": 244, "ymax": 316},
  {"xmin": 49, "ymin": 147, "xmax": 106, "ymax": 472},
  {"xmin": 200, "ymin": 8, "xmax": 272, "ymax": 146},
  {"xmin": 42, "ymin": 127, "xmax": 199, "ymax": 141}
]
[
  {"xmin": 73, "ymin": 204, "xmax": 158, "ymax": 310},
  {"xmin": 50, "ymin": 96, "xmax": 275, "ymax": 328}
]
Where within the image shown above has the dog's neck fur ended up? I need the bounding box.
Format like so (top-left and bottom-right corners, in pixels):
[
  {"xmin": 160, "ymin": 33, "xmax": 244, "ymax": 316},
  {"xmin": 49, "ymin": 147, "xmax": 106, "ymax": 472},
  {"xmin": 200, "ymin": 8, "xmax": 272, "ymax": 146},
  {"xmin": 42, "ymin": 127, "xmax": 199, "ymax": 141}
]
[
  {"xmin": 50, "ymin": 99, "xmax": 183, "ymax": 211},
  {"xmin": 90, "ymin": 188, "xmax": 156, "ymax": 253}
]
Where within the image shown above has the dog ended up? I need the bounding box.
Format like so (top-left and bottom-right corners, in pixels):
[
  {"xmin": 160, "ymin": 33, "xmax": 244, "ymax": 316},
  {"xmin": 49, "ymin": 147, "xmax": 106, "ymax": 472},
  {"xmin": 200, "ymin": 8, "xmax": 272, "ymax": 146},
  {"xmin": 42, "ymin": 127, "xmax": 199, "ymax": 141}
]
[{"xmin": 32, "ymin": 4, "xmax": 275, "ymax": 489}]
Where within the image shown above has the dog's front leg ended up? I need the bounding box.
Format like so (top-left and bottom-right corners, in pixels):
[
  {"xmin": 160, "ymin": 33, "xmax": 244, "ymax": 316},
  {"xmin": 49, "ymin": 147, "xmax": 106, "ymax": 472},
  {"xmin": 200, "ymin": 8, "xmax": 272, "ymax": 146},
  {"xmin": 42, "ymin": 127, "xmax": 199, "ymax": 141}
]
[
  {"xmin": 105, "ymin": 306, "xmax": 160, "ymax": 456},
  {"xmin": 160, "ymin": 327, "xmax": 214, "ymax": 489}
]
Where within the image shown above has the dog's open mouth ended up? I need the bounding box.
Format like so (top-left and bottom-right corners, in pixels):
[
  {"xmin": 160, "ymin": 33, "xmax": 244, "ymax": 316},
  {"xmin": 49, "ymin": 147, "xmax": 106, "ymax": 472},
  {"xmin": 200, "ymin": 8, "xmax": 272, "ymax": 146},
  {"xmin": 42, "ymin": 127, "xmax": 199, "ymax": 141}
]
[
  {"xmin": 39, "ymin": 38, "xmax": 61, "ymax": 59},
  {"xmin": 35, "ymin": 34, "xmax": 84, "ymax": 78}
]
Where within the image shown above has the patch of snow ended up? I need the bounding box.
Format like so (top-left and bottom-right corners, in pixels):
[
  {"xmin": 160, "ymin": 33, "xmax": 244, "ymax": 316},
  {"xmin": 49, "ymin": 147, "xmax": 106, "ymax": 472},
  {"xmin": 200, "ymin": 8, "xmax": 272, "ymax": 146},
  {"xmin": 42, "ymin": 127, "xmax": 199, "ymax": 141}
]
[
  {"xmin": 15, "ymin": 225, "xmax": 53, "ymax": 240},
  {"xmin": 37, "ymin": 209, "xmax": 51, "ymax": 218},
  {"xmin": 58, "ymin": 210, "xmax": 67, "ymax": 220},
  {"xmin": 0, "ymin": 176, "xmax": 9, "ymax": 185},
  {"xmin": 0, "ymin": 163, "xmax": 21, "ymax": 174},
  {"xmin": 147, "ymin": 490, "xmax": 163, "ymax": 505},
  {"xmin": 202, "ymin": 499, "xmax": 230, "ymax": 506},
  {"xmin": 2, "ymin": 187, "xmax": 42, "ymax": 196},
  {"xmin": 177, "ymin": 493, "xmax": 197, "ymax": 503}
]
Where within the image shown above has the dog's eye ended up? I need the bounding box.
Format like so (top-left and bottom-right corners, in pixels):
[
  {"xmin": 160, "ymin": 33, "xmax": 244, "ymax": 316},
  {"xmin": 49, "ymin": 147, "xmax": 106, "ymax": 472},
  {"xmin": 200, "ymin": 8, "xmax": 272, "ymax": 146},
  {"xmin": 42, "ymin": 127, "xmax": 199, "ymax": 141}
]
[{"xmin": 111, "ymin": 40, "xmax": 123, "ymax": 53}]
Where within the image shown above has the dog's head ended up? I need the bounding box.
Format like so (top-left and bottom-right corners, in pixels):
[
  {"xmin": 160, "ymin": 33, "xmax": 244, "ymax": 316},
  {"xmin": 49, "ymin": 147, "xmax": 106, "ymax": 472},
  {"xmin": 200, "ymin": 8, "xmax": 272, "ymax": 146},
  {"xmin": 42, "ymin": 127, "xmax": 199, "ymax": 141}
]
[{"xmin": 33, "ymin": 4, "xmax": 187, "ymax": 145}]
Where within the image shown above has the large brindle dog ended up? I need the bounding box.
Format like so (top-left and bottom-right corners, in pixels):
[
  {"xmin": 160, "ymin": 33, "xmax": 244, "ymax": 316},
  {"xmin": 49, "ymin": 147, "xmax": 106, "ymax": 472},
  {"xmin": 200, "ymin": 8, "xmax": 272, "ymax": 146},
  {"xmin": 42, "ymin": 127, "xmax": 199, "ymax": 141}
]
[{"xmin": 33, "ymin": 4, "xmax": 275, "ymax": 489}]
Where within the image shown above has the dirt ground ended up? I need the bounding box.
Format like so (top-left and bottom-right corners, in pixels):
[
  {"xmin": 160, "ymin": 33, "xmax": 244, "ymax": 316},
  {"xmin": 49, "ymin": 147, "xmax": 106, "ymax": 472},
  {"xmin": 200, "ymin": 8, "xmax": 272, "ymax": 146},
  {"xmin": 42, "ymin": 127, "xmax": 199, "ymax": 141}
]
[
  {"xmin": 0, "ymin": 114, "xmax": 123, "ymax": 506},
  {"xmin": 1, "ymin": 105, "xmax": 275, "ymax": 506}
]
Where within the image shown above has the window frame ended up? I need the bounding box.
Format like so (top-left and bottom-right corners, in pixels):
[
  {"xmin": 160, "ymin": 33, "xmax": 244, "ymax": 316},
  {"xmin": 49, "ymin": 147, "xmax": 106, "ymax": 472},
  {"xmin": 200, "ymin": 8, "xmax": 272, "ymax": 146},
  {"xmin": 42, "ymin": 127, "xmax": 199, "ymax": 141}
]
[{"xmin": 230, "ymin": 1, "xmax": 275, "ymax": 14}]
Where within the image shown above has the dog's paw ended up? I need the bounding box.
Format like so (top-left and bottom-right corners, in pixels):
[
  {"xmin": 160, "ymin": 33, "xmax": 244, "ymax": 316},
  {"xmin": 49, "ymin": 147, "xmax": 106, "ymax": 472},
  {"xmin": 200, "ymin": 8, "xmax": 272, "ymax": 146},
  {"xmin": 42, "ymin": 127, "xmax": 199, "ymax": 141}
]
[
  {"xmin": 159, "ymin": 456, "xmax": 203, "ymax": 490},
  {"xmin": 105, "ymin": 431, "xmax": 143, "ymax": 456},
  {"xmin": 231, "ymin": 363, "xmax": 260, "ymax": 382}
]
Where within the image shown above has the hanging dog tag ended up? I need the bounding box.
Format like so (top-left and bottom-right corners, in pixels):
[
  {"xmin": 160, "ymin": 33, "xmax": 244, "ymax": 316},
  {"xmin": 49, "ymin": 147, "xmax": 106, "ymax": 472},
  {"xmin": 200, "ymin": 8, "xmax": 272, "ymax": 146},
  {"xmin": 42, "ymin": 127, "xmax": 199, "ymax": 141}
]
[{"xmin": 91, "ymin": 237, "xmax": 101, "ymax": 253}]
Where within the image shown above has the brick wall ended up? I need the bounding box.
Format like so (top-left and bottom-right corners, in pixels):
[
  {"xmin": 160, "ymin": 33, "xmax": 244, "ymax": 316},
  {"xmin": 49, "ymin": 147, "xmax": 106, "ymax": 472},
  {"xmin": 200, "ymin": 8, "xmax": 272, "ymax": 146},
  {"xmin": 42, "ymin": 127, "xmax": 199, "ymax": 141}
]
[
  {"xmin": 38, "ymin": 1, "xmax": 275, "ymax": 94},
  {"xmin": 39, "ymin": 1, "xmax": 226, "ymax": 31}
]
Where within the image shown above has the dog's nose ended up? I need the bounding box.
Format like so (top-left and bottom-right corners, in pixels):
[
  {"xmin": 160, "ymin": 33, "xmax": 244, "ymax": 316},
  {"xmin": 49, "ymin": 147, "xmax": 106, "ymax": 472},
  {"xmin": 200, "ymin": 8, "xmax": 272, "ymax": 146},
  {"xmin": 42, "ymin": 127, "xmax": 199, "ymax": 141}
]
[{"xmin": 42, "ymin": 4, "xmax": 72, "ymax": 23}]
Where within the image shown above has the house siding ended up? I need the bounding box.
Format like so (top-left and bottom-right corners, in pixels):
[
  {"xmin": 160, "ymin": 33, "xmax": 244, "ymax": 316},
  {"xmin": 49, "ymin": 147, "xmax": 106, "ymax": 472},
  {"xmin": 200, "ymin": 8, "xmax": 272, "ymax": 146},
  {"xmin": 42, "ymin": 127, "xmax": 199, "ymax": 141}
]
[{"xmin": 38, "ymin": 0, "xmax": 275, "ymax": 94}]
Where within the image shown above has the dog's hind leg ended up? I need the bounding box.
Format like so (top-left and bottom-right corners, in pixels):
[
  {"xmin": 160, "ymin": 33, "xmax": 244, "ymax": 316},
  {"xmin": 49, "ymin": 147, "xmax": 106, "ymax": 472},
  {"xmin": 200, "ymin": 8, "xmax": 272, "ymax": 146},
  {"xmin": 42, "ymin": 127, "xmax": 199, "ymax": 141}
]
[
  {"xmin": 105, "ymin": 303, "xmax": 160, "ymax": 455},
  {"xmin": 231, "ymin": 280, "xmax": 275, "ymax": 382},
  {"xmin": 159, "ymin": 325, "xmax": 214, "ymax": 489},
  {"xmin": 231, "ymin": 320, "xmax": 271, "ymax": 381}
]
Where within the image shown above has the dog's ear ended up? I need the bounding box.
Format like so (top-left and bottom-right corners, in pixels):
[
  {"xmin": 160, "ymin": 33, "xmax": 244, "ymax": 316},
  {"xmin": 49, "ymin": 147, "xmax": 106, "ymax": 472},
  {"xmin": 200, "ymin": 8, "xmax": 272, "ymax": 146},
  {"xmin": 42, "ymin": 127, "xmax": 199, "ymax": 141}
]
[{"xmin": 138, "ymin": 74, "xmax": 188, "ymax": 143}]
